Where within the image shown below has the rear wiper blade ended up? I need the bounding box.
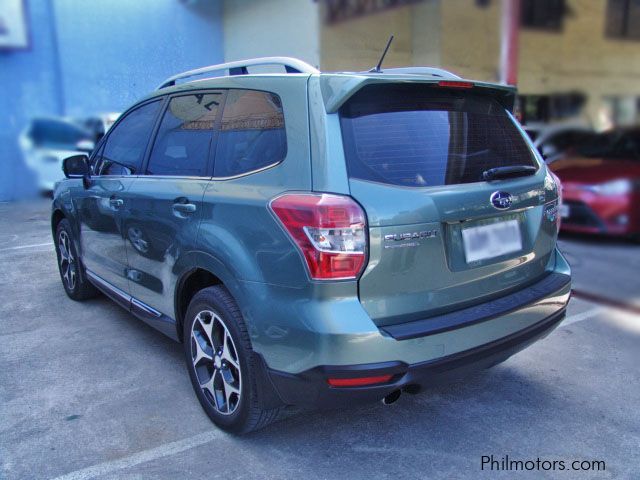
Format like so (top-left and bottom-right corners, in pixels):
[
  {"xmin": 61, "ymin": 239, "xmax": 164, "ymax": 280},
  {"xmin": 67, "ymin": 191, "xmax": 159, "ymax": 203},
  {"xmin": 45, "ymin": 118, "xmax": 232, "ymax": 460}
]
[{"xmin": 482, "ymin": 165, "xmax": 537, "ymax": 181}]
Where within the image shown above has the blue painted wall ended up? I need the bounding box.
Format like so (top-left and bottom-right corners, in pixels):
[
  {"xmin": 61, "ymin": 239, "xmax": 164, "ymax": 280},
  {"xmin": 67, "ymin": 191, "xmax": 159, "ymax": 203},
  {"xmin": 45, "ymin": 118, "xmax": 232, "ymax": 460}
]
[
  {"xmin": 0, "ymin": 0, "xmax": 223, "ymax": 201},
  {"xmin": 0, "ymin": 0, "xmax": 63, "ymax": 200}
]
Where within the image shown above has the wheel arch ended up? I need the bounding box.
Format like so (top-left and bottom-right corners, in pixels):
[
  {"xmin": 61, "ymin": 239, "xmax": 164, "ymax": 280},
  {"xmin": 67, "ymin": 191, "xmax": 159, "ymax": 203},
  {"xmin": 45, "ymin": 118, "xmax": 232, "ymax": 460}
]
[
  {"xmin": 173, "ymin": 252, "xmax": 246, "ymax": 343},
  {"xmin": 51, "ymin": 208, "xmax": 66, "ymax": 239}
]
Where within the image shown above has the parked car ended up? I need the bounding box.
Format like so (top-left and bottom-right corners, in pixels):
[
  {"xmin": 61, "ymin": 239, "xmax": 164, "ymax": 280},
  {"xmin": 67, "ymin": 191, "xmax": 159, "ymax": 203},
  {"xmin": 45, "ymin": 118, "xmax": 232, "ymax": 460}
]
[
  {"xmin": 549, "ymin": 128, "xmax": 640, "ymax": 240},
  {"xmin": 19, "ymin": 117, "xmax": 95, "ymax": 192},
  {"xmin": 77, "ymin": 112, "xmax": 120, "ymax": 143},
  {"xmin": 51, "ymin": 57, "xmax": 571, "ymax": 433},
  {"xmin": 524, "ymin": 124, "xmax": 594, "ymax": 164}
]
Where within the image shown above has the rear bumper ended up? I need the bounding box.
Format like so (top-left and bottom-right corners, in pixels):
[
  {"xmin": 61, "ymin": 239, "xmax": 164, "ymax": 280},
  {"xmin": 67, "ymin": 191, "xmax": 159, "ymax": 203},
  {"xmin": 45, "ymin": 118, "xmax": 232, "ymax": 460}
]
[
  {"xmin": 267, "ymin": 307, "xmax": 566, "ymax": 409},
  {"xmin": 241, "ymin": 248, "xmax": 571, "ymax": 409}
]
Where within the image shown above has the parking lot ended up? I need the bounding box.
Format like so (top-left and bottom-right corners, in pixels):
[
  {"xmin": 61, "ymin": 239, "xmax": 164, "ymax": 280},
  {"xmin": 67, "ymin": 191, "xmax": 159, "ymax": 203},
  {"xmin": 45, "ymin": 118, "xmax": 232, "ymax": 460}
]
[{"xmin": 1, "ymin": 199, "xmax": 638, "ymax": 480}]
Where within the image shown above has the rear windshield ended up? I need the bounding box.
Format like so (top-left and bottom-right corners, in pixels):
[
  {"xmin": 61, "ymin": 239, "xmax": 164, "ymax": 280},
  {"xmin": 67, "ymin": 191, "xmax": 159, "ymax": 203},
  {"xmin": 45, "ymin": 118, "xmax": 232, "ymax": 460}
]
[{"xmin": 340, "ymin": 85, "xmax": 537, "ymax": 187}]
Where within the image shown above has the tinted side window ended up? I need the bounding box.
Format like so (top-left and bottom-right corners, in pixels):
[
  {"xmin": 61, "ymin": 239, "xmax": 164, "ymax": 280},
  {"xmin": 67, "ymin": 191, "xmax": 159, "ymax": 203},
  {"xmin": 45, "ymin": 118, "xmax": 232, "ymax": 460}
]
[
  {"xmin": 90, "ymin": 143, "xmax": 105, "ymax": 174},
  {"xmin": 97, "ymin": 100, "xmax": 161, "ymax": 176},
  {"xmin": 214, "ymin": 90, "xmax": 286, "ymax": 177},
  {"xmin": 147, "ymin": 92, "xmax": 223, "ymax": 176}
]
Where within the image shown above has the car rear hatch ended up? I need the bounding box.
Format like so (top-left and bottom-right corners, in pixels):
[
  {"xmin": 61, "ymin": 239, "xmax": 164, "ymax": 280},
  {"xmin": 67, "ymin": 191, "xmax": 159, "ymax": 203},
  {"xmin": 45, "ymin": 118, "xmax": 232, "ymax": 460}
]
[{"xmin": 334, "ymin": 80, "xmax": 560, "ymax": 327}]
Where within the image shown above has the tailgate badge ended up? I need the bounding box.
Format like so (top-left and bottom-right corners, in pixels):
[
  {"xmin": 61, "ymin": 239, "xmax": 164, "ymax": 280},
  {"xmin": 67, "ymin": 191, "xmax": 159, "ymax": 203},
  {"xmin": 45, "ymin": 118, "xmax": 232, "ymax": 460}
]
[
  {"xmin": 490, "ymin": 191, "xmax": 513, "ymax": 210},
  {"xmin": 384, "ymin": 229, "xmax": 438, "ymax": 248}
]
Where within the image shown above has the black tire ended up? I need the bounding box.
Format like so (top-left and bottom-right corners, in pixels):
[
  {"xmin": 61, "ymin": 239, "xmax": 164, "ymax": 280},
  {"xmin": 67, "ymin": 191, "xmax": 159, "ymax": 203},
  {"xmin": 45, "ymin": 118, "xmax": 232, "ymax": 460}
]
[
  {"xmin": 55, "ymin": 219, "xmax": 99, "ymax": 301},
  {"xmin": 183, "ymin": 285, "xmax": 281, "ymax": 434}
]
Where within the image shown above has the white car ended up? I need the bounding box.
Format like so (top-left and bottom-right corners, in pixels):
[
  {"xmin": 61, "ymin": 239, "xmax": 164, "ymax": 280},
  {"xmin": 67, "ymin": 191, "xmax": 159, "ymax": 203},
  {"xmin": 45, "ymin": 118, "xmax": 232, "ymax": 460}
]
[
  {"xmin": 77, "ymin": 112, "xmax": 121, "ymax": 143},
  {"xmin": 19, "ymin": 117, "xmax": 95, "ymax": 192}
]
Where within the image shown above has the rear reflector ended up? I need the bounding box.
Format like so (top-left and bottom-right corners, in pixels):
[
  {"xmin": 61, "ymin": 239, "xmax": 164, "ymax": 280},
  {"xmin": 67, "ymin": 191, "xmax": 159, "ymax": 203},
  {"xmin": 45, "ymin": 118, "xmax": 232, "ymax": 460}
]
[
  {"xmin": 327, "ymin": 375, "xmax": 393, "ymax": 387},
  {"xmin": 437, "ymin": 80, "xmax": 474, "ymax": 89},
  {"xmin": 549, "ymin": 170, "xmax": 563, "ymax": 230}
]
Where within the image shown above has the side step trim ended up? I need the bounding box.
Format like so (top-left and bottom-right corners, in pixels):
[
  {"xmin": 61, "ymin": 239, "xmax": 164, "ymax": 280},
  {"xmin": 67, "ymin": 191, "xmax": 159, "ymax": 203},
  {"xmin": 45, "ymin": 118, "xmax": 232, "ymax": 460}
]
[
  {"xmin": 86, "ymin": 270, "xmax": 131, "ymax": 309},
  {"xmin": 86, "ymin": 270, "xmax": 179, "ymax": 341}
]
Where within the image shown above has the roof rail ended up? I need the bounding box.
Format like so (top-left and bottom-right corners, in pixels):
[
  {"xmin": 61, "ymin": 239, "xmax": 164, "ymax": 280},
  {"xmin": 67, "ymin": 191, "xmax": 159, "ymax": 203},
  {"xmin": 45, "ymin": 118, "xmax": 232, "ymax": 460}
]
[{"xmin": 157, "ymin": 57, "xmax": 319, "ymax": 89}]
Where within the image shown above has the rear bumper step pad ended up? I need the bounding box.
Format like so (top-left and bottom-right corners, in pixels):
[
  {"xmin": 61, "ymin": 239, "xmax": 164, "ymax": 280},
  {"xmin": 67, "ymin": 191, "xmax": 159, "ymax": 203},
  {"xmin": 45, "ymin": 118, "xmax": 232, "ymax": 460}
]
[{"xmin": 381, "ymin": 272, "xmax": 571, "ymax": 340}]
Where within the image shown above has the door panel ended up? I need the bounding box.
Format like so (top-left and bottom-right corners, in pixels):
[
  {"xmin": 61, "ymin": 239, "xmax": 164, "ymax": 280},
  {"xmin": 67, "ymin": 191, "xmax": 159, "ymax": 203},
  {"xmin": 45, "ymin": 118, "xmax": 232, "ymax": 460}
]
[
  {"xmin": 121, "ymin": 92, "xmax": 224, "ymax": 317},
  {"xmin": 78, "ymin": 99, "xmax": 163, "ymax": 292},
  {"xmin": 77, "ymin": 177, "xmax": 135, "ymax": 292},
  {"xmin": 123, "ymin": 177, "xmax": 208, "ymax": 318}
]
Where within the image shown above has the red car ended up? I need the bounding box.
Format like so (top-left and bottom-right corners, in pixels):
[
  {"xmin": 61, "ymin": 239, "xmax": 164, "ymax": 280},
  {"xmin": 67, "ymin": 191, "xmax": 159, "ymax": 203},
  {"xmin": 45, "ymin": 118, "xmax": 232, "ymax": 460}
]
[{"xmin": 549, "ymin": 129, "xmax": 640, "ymax": 240}]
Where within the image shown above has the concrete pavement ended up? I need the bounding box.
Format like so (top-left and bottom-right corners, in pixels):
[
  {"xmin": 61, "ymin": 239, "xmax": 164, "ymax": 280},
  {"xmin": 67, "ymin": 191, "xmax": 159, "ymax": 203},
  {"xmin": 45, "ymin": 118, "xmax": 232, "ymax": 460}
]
[{"xmin": 1, "ymin": 200, "xmax": 638, "ymax": 479}]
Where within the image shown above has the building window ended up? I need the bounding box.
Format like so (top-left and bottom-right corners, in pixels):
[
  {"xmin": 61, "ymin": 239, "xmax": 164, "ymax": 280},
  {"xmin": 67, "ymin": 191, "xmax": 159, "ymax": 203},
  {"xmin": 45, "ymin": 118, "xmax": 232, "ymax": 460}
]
[
  {"xmin": 520, "ymin": 0, "xmax": 566, "ymax": 31},
  {"xmin": 605, "ymin": 0, "xmax": 640, "ymax": 40},
  {"xmin": 517, "ymin": 93, "xmax": 586, "ymax": 124},
  {"xmin": 320, "ymin": 0, "xmax": 423, "ymax": 25},
  {"xmin": 602, "ymin": 96, "xmax": 640, "ymax": 126}
]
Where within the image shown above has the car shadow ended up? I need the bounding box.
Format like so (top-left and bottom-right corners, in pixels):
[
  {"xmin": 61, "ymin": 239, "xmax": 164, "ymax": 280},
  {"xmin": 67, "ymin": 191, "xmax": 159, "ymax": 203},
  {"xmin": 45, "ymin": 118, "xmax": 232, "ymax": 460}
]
[
  {"xmin": 559, "ymin": 231, "xmax": 638, "ymax": 247},
  {"xmin": 244, "ymin": 365, "xmax": 563, "ymax": 440},
  {"xmin": 214, "ymin": 360, "xmax": 625, "ymax": 479}
]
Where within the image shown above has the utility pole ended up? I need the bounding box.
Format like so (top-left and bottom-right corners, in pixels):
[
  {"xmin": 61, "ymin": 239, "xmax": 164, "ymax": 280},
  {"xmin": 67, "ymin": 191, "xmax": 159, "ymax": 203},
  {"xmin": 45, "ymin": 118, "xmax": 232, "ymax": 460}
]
[{"xmin": 499, "ymin": 0, "xmax": 520, "ymax": 85}]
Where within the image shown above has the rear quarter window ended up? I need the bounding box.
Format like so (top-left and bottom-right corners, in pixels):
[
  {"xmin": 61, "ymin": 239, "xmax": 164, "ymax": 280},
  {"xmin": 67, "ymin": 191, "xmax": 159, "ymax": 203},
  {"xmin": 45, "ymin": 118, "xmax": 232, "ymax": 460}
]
[
  {"xmin": 213, "ymin": 89, "xmax": 286, "ymax": 178},
  {"xmin": 340, "ymin": 84, "xmax": 537, "ymax": 187}
]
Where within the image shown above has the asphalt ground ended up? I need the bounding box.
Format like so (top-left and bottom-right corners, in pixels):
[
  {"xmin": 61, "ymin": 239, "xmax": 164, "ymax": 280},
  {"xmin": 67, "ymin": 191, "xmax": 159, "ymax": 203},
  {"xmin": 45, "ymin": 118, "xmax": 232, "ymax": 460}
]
[{"xmin": 1, "ymin": 199, "xmax": 638, "ymax": 479}]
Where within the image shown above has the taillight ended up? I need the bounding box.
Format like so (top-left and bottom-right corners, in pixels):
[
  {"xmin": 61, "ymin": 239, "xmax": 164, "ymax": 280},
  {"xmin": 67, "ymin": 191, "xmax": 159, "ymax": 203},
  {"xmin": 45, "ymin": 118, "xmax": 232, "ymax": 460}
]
[{"xmin": 269, "ymin": 193, "xmax": 367, "ymax": 280}]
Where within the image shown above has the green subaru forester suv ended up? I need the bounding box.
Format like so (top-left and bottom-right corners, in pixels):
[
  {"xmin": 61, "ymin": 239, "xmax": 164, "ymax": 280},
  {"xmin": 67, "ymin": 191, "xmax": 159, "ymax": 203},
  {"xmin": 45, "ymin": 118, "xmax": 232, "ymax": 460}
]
[{"xmin": 52, "ymin": 57, "xmax": 571, "ymax": 433}]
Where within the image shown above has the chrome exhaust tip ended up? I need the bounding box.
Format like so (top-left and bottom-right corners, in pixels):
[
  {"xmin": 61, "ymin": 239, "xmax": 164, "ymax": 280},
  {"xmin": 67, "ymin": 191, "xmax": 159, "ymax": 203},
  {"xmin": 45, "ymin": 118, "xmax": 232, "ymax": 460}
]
[{"xmin": 381, "ymin": 389, "xmax": 401, "ymax": 405}]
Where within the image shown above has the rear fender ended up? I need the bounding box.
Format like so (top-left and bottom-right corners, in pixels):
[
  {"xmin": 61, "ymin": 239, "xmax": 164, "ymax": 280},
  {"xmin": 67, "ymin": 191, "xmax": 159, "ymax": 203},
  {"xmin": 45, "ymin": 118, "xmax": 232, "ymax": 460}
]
[{"xmin": 173, "ymin": 251, "xmax": 246, "ymax": 332}]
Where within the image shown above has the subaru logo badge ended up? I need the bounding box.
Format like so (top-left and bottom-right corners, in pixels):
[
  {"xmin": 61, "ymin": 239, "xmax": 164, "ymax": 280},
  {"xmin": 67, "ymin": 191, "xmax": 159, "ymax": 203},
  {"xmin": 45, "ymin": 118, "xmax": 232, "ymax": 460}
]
[{"xmin": 490, "ymin": 191, "xmax": 512, "ymax": 210}]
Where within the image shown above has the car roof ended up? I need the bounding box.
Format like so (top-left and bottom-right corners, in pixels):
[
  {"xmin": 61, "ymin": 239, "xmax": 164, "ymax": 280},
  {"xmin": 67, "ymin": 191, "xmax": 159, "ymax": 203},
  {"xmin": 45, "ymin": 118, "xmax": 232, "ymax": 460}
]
[{"xmin": 138, "ymin": 57, "xmax": 517, "ymax": 113}]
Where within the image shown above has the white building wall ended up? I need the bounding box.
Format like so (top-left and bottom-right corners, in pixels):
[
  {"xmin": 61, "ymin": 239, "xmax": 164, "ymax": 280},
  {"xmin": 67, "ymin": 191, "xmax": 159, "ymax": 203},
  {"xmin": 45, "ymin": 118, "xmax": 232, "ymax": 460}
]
[{"xmin": 223, "ymin": 0, "xmax": 320, "ymax": 68}]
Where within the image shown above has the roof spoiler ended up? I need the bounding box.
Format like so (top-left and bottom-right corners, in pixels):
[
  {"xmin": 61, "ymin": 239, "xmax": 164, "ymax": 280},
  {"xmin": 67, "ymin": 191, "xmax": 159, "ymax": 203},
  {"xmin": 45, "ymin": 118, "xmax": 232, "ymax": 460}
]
[{"xmin": 319, "ymin": 75, "xmax": 517, "ymax": 113}]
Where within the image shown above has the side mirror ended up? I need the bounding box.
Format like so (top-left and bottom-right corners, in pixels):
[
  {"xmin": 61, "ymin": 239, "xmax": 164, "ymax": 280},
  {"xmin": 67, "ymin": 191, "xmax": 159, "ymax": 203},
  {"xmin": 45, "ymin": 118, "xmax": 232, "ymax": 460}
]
[
  {"xmin": 63, "ymin": 155, "xmax": 92, "ymax": 188},
  {"xmin": 63, "ymin": 154, "xmax": 90, "ymax": 178}
]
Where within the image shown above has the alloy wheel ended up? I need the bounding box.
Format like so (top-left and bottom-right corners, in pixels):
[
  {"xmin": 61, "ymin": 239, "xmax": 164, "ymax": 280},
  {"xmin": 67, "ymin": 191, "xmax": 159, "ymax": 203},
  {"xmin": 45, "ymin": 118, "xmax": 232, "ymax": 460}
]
[
  {"xmin": 190, "ymin": 310, "xmax": 242, "ymax": 415},
  {"xmin": 58, "ymin": 230, "xmax": 77, "ymax": 291}
]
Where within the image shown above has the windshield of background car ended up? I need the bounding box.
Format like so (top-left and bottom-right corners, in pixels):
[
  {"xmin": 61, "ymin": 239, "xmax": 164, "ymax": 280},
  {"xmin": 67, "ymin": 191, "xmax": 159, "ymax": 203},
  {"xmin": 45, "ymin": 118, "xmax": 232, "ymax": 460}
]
[
  {"xmin": 339, "ymin": 84, "xmax": 537, "ymax": 187},
  {"xmin": 577, "ymin": 130, "xmax": 640, "ymax": 160},
  {"xmin": 30, "ymin": 119, "xmax": 92, "ymax": 149}
]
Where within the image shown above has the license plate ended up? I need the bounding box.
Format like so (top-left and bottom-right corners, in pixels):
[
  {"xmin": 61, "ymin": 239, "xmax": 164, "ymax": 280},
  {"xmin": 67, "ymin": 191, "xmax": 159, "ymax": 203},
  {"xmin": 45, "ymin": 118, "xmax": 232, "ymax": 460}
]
[
  {"xmin": 462, "ymin": 219, "xmax": 522, "ymax": 263},
  {"xmin": 559, "ymin": 204, "xmax": 570, "ymax": 219}
]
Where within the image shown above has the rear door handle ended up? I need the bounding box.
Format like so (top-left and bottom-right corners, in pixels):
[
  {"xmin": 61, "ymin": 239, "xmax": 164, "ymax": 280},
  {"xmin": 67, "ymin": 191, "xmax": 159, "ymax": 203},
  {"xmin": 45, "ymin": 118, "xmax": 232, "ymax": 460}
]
[
  {"xmin": 173, "ymin": 203, "xmax": 196, "ymax": 214},
  {"xmin": 172, "ymin": 199, "xmax": 196, "ymax": 215}
]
